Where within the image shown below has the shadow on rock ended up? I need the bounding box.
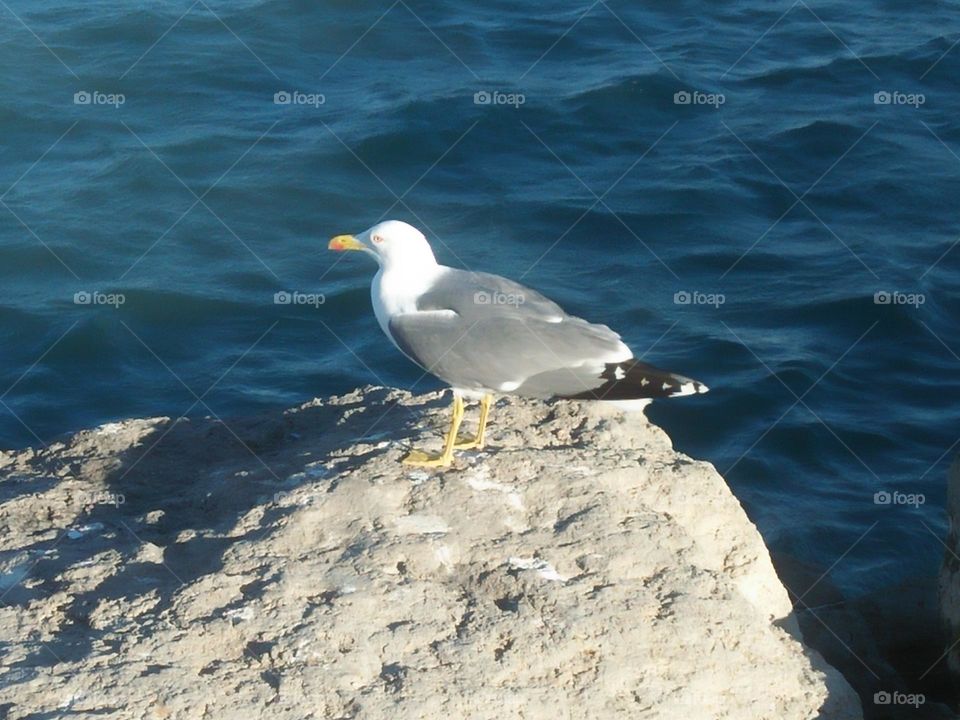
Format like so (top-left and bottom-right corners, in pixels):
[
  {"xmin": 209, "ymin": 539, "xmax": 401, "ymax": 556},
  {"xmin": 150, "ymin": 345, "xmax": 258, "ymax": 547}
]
[{"xmin": 0, "ymin": 386, "xmax": 434, "ymax": 685}]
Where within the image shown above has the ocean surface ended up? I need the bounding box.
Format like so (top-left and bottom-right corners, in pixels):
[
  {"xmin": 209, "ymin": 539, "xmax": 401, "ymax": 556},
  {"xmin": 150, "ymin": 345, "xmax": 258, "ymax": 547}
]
[{"xmin": 1, "ymin": 1, "xmax": 959, "ymax": 608}]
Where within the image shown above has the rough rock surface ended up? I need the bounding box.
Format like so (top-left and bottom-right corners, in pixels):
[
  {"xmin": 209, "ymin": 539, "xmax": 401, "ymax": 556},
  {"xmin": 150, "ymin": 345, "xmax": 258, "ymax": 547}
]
[
  {"xmin": 0, "ymin": 387, "xmax": 861, "ymax": 719},
  {"xmin": 939, "ymin": 457, "xmax": 960, "ymax": 678}
]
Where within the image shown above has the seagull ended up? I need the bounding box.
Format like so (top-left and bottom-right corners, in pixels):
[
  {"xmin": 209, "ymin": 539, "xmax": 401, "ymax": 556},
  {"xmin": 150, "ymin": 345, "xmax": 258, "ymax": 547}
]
[{"xmin": 329, "ymin": 220, "xmax": 708, "ymax": 467}]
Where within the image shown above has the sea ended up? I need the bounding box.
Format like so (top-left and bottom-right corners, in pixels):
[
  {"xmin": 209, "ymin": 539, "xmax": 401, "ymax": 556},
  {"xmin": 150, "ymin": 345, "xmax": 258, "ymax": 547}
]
[{"xmin": 1, "ymin": 0, "xmax": 959, "ymax": 669}]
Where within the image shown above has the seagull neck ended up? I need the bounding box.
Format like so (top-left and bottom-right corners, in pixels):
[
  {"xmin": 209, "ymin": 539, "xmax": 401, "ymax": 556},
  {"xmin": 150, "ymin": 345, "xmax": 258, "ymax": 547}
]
[
  {"xmin": 375, "ymin": 256, "xmax": 444, "ymax": 307},
  {"xmin": 380, "ymin": 253, "xmax": 440, "ymax": 279}
]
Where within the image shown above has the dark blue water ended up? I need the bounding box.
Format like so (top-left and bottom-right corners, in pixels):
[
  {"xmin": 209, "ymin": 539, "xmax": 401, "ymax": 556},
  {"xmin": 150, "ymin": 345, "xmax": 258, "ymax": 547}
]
[{"xmin": 2, "ymin": 1, "xmax": 959, "ymax": 606}]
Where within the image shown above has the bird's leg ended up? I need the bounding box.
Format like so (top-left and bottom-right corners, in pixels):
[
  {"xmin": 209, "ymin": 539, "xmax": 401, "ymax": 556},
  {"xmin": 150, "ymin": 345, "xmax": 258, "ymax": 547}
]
[
  {"xmin": 402, "ymin": 394, "xmax": 464, "ymax": 467},
  {"xmin": 454, "ymin": 393, "xmax": 492, "ymax": 450}
]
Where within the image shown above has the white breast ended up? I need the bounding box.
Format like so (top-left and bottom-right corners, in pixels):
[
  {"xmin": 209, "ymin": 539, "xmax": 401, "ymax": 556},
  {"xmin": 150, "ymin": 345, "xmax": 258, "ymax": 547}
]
[{"xmin": 371, "ymin": 265, "xmax": 444, "ymax": 347}]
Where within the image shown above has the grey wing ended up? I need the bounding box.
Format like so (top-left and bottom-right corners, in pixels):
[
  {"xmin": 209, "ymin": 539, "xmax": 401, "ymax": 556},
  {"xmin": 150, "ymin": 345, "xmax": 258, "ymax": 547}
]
[
  {"xmin": 387, "ymin": 270, "xmax": 631, "ymax": 397},
  {"xmin": 414, "ymin": 269, "xmax": 567, "ymax": 322}
]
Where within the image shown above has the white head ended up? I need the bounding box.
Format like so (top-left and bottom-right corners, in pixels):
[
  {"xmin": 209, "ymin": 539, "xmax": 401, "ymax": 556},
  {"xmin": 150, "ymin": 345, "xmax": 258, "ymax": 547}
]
[{"xmin": 329, "ymin": 220, "xmax": 437, "ymax": 270}]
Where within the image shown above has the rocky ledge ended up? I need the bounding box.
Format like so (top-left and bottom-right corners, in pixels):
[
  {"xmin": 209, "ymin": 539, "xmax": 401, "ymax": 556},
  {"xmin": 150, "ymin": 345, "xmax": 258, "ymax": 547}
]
[{"xmin": 0, "ymin": 387, "xmax": 860, "ymax": 719}]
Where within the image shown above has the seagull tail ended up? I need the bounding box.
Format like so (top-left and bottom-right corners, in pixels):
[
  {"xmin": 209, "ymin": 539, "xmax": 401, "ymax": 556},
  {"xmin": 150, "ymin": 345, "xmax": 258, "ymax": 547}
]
[{"xmin": 561, "ymin": 358, "xmax": 709, "ymax": 401}]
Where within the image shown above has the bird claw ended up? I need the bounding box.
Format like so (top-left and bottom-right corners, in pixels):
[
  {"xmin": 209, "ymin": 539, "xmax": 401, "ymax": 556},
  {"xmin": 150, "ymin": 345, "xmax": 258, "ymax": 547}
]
[
  {"xmin": 402, "ymin": 449, "xmax": 452, "ymax": 467},
  {"xmin": 453, "ymin": 435, "xmax": 483, "ymax": 450}
]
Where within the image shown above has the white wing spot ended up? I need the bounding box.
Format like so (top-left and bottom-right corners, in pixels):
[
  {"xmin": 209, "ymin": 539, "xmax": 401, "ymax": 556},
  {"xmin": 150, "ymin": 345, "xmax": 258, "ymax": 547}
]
[
  {"xmin": 614, "ymin": 366, "xmax": 626, "ymax": 380},
  {"xmin": 662, "ymin": 382, "xmax": 671, "ymax": 391},
  {"xmin": 640, "ymin": 377, "xmax": 649, "ymax": 386}
]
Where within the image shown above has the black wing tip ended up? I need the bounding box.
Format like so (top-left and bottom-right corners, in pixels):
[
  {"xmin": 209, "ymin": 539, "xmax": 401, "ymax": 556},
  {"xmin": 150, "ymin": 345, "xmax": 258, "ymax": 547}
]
[{"xmin": 558, "ymin": 359, "xmax": 709, "ymax": 401}]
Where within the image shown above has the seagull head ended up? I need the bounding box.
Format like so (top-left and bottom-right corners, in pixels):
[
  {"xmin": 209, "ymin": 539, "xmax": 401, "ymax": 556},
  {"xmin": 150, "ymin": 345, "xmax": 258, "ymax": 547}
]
[{"xmin": 329, "ymin": 220, "xmax": 437, "ymax": 270}]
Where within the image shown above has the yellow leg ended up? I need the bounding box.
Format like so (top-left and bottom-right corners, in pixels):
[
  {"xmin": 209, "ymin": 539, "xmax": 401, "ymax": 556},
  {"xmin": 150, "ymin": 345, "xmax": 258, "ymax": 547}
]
[
  {"xmin": 454, "ymin": 394, "xmax": 492, "ymax": 450},
  {"xmin": 403, "ymin": 394, "xmax": 465, "ymax": 467}
]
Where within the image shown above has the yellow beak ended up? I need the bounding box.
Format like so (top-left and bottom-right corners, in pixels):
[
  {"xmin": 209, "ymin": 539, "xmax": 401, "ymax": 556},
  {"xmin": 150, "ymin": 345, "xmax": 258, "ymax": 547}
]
[{"xmin": 328, "ymin": 234, "xmax": 366, "ymax": 252}]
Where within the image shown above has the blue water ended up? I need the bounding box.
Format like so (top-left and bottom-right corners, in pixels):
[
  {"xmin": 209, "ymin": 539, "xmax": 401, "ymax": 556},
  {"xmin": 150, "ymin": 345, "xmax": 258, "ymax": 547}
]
[{"xmin": 2, "ymin": 1, "xmax": 959, "ymax": 607}]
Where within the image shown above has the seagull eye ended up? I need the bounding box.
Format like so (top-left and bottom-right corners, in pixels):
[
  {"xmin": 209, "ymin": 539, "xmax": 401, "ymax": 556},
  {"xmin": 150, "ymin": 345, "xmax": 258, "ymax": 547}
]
[{"xmin": 372, "ymin": 235, "xmax": 384, "ymax": 244}]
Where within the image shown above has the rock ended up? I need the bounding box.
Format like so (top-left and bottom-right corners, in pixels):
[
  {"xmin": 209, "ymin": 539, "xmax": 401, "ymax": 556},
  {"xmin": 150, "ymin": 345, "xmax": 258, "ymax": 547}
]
[
  {"xmin": 0, "ymin": 387, "xmax": 861, "ymax": 719},
  {"xmin": 939, "ymin": 458, "xmax": 960, "ymax": 680}
]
